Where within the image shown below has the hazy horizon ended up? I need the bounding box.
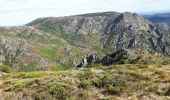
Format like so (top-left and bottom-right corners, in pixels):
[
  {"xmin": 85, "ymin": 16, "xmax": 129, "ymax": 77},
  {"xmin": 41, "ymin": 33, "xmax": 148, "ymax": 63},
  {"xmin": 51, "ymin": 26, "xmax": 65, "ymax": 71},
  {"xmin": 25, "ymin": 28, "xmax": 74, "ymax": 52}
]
[{"xmin": 0, "ymin": 0, "xmax": 170, "ymax": 26}]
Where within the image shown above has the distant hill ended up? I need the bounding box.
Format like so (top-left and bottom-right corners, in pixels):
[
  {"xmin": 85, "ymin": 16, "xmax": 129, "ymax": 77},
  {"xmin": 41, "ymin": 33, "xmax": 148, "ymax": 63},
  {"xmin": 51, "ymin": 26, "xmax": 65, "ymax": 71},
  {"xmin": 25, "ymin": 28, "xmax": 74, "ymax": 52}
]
[
  {"xmin": 144, "ymin": 13, "xmax": 170, "ymax": 26},
  {"xmin": 28, "ymin": 11, "xmax": 170, "ymax": 55},
  {"xmin": 0, "ymin": 11, "xmax": 170, "ymax": 71}
]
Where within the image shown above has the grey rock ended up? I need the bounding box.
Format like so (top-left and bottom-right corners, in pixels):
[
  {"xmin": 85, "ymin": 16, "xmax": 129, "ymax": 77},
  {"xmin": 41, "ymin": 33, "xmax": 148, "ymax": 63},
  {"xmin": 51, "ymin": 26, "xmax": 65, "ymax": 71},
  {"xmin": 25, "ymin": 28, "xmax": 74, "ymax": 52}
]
[
  {"xmin": 77, "ymin": 49, "xmax": 140, "ymax": 67},
  {"xmin": 100, "ymin": 49, "xmax": 128, "ymax": 65},
  {"xmin": 77, "ymin": 54, "xmax": 97, "ymax": 67},
  {"xmin": 0, "ymin": 71, "xmax": 7, "ymax": 76}
]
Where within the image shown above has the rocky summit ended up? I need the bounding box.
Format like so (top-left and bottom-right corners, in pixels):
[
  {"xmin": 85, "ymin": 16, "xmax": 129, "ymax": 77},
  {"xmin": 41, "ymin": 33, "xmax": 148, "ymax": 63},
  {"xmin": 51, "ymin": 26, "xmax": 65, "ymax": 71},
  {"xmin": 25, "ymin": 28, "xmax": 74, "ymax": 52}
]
[{"xmin": 0, "ymin": 11, "xmax": 169, "ymax": 69}]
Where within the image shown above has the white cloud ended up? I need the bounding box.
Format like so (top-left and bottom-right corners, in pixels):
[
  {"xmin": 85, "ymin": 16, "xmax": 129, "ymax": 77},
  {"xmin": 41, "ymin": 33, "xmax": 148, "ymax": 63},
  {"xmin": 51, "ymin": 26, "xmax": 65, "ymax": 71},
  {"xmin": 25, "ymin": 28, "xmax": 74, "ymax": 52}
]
[{"xmin": 0, "ymin": 0, "xmax": 170, "ymax": 26}]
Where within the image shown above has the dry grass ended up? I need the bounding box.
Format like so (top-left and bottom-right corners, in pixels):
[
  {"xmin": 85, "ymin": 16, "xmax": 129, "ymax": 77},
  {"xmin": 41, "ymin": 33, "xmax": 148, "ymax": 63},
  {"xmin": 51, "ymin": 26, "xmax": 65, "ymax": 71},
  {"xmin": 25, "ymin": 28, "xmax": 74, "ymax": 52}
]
[{"xmin": 0, "ymin": 64, "xmax": 169, "ymax": 100}]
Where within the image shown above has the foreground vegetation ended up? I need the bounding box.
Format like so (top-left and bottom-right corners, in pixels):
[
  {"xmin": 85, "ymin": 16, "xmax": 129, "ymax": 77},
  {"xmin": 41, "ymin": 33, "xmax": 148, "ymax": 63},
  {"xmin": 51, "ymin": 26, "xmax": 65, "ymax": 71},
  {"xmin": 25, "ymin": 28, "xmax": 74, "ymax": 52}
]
[{"xmin": 0, "ymin": 64, "xmax": 170, "ymax": 100}]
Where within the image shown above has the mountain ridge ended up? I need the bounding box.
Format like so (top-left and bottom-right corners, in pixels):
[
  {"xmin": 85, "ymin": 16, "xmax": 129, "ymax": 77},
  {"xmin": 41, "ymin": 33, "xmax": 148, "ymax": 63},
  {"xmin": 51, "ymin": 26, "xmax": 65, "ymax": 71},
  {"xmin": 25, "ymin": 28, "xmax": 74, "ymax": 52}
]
[
  {"xmin": 28, "ymin": 11, "xmax": 170, "ymax": 54},
  {"xmin": 144, "ymin": 12, "xmax": 170, "ymax": 26},
  {"xmin": 0, "ymin": 11, "xmax": 169, "ymax": 70}
]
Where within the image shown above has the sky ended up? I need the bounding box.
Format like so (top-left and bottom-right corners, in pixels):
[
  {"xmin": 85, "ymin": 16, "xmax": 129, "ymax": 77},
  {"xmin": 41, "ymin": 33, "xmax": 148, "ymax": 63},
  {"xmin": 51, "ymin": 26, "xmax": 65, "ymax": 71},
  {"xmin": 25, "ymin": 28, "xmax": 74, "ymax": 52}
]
[{"xmin": 0, "ymin": 0, "xmax": 170, "ymax": 26}]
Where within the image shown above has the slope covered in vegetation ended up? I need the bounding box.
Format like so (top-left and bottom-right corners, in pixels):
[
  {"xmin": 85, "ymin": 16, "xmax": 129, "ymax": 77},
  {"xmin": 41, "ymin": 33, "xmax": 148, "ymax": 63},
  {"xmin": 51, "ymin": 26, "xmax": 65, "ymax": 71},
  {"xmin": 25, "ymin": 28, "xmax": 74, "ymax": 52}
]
[{"xmin": 0, "ymin": 64, "xmax": 170, "ymax": 100}]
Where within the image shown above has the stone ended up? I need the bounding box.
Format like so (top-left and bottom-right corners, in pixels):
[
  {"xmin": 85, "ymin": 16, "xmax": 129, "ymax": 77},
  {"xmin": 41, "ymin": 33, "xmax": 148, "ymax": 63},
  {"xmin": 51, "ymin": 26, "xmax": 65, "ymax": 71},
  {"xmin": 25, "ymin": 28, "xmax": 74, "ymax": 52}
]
[
  {"xmin": 76, "ymin": 54, "xmax": 97, "ymax": 67},
  {"xmin": 0, "ymin": 71, "xmax": 7, "ymax": 76}
]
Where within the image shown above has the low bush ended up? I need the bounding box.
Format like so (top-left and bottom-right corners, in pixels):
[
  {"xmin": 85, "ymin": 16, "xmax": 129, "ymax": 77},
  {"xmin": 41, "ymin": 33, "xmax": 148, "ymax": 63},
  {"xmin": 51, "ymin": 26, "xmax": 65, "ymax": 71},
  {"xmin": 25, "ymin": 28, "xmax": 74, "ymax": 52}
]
[
  {"xmin": 0, "ymin": 63, "xmax": 168, "ymax": 99},
  {"xmin": 0, "ymin": 66, "xmax": 11, "ymax": 73},
  {"xmin": 86, "ymin": 63, "xmax": 101, "ymax": 68},
  {"xmin": 18, "ymin": 64, "xmax": 38, "ymax": 72},
  {"xmin": 148, "ymin": 84, "xmax": 158, "ymax": 92},
  {"xmin": 47, "ymin": 82, "xmax": 73, "ymax": 99},
  {"xmin": 107, "ymin": 86, "xmax": 122, "ymax": 95},
  {"xmin": 165, "ymin": 87, "xmax": 170, "ymax": 96},
  {"xmin": 78, "ymin": 80, "xmax": 92, "ymax": 89}
]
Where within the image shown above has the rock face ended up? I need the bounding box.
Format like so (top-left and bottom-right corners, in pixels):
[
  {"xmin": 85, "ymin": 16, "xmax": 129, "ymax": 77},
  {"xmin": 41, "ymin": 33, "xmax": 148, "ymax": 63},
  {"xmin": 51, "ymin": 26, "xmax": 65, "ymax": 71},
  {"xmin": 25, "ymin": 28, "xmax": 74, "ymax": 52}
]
[
  {"xmin": 28, "ymin": 12, "xmax": 170, "ymax": 55},
  {"xmin": 103, "ymin": 12, "xmax": 170, "ymax": 54},
  {"xmin": 77, "ymin": 49, "xmax": 128, "ymax": 67},
  {"xmin": 77, "ymin": 54, "xmax": 97, "ymax": 67},
  {"xmin": 76, "ymin": 49, "xmax": 144, "ymax": 67},
  {"xmin": 0, "ymin": 71, "xmax": 7, "ymax": 76},
  {"xmin": 100, "ymin": 49, "xmax": 128, "ymax": 65}
]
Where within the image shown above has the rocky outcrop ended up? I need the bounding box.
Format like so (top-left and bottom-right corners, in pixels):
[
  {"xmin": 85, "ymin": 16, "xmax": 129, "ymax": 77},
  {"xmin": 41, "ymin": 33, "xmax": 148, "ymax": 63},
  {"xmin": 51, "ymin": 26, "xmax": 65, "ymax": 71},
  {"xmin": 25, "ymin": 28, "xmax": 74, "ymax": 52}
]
[
  {"xmin": 77, "ymin": 49, "xmax": 141, "ymax": 67},
  {"xmin": 100, "ymin": 49, "xmax": 128, "ymax": 65},
  {"xmin": 76, "ymin": 54, "xmax": 97, "ymax": 67},
  {"xmin": 0, "ymin": 71, "xmax": 7, "ymax": 76}
]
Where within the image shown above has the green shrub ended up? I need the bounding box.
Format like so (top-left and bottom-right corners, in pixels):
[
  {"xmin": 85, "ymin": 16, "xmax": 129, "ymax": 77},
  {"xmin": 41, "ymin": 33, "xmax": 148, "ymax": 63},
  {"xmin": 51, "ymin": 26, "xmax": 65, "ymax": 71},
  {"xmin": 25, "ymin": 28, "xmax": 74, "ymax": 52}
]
[
  {"xmin": 98, "ymin": 73, "xmax": 125, "ymax": 88},
  {"xmin": 100, "ymin": 74, "xmax": 113, "ymax": 87},
  {"xmin": 148, "ymin": 85, "xmax": 158, "ymax": 92},
  {"xmin": 47, "ymin": 82, "xmax": 72, "ymax": 99},
  {"xmin": 18, "ymin": 64, "xmax": 38, "ymax": 72},
  {"xmin": 78, "ymin": 80, "xmax": 92, "ymax": 89},
  {"xmin": 130, "ymin": 56, "xmax": 142, "ymax": 64},
  {"xmin": 165, "ymin": 87, "xmax": 170, "ymax": 96},
  {"xmin": 118, "ymin": 59, "xmax": 127, "ymax": 64},
  {"xmin": 4, "ymin": 78, "xmax": 39, "ymax": 91},
  {"xmin": 78, "ymin": 69, "xmax": 94, "ymax": 80},
  {"xmin": 0, "ymin": 66, "xmax": 11, "ymax": 73},
  {"xmin": 161, "ymin": 59, "xmax": 170, "ymax": 65},
  {"xmin": 86, "ymin": 63, "xmax": 101, "ymax": 68},
  {"xmin": 136, "ymin": 64, "xmax": 148, "ymax": 69},
  {"xmin": 39, "ymin": 47, "xmax": 59, "ymax": 61},
  {"xmin": 3, "ymin": 72, "xmax": 49, "ymax": 79},
  {"xmin": 118, "ymin": 71, "xmax": 149, "ymax": 81},
  {"xmin": 50, "ymin": 65, "xmax": 65, "ymax": 71},
  {"xmin": 3, "ymin": 75, "xmax": 73, "ymax": 99},
  {"xmin": 92, "ymin": 77, "xmax": 101, "ymax": 87},
  {"xmin": 107, "ymin": 86, "xmax": 122, "ymax": 95},
  {"xmin": 154, "ymin": 70, "xmax": 164, "ymax": 75}
]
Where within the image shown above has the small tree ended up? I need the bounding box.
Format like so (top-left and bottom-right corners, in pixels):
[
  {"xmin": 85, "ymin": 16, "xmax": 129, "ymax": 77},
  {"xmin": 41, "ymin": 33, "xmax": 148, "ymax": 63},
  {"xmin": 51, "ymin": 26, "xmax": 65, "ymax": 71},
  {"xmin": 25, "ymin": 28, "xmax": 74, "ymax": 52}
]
[{"xmin": 0, "ymin": 38, "xmax": 25, "ymax": 67}]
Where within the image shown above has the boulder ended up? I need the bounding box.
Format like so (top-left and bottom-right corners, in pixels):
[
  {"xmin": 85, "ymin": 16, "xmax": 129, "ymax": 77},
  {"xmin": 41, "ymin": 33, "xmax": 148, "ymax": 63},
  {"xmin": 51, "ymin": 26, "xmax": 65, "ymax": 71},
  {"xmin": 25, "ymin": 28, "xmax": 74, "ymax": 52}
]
[
  {"xmin": 100, "ymin": 49, "xmax": 128, "ymax": 65},
  {"xmin": 0, "ymin": 71, "xmax": 7, "ymax": 76},
  {"xmin": 76, "ymin": 54, "xmax": 97, "ymax": 67},
  {"xmin": 77, "ymin": 49, "xmax": 140, "ymax": 67}
]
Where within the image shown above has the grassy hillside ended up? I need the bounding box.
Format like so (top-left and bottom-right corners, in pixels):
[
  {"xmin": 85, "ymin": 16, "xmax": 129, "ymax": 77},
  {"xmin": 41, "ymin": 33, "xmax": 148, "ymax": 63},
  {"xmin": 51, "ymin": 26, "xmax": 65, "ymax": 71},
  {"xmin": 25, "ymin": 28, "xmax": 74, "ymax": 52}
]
[
  {"xmin": 0, "ymin": 26, "xmax": 107, "ymax": 71},
  {"xmin": 0, "ymin": 64, "xmax": 170, "ymax": 100}
]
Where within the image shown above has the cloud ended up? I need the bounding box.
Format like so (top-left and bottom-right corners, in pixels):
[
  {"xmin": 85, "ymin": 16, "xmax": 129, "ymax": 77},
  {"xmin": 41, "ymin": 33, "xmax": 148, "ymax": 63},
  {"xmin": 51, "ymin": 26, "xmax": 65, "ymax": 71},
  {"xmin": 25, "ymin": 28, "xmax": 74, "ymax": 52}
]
[{"xmin": 0, "ymin": 0, "xmax": 170, "ymax": 26}]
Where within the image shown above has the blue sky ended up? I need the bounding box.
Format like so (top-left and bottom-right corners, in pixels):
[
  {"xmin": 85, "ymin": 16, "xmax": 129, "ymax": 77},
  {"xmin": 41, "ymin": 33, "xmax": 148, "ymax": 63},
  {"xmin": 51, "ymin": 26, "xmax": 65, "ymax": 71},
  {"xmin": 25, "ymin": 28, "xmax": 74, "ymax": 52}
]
[{"xmin": 0, "ymin": 0, "xmax": 170, "ymax": 26}]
